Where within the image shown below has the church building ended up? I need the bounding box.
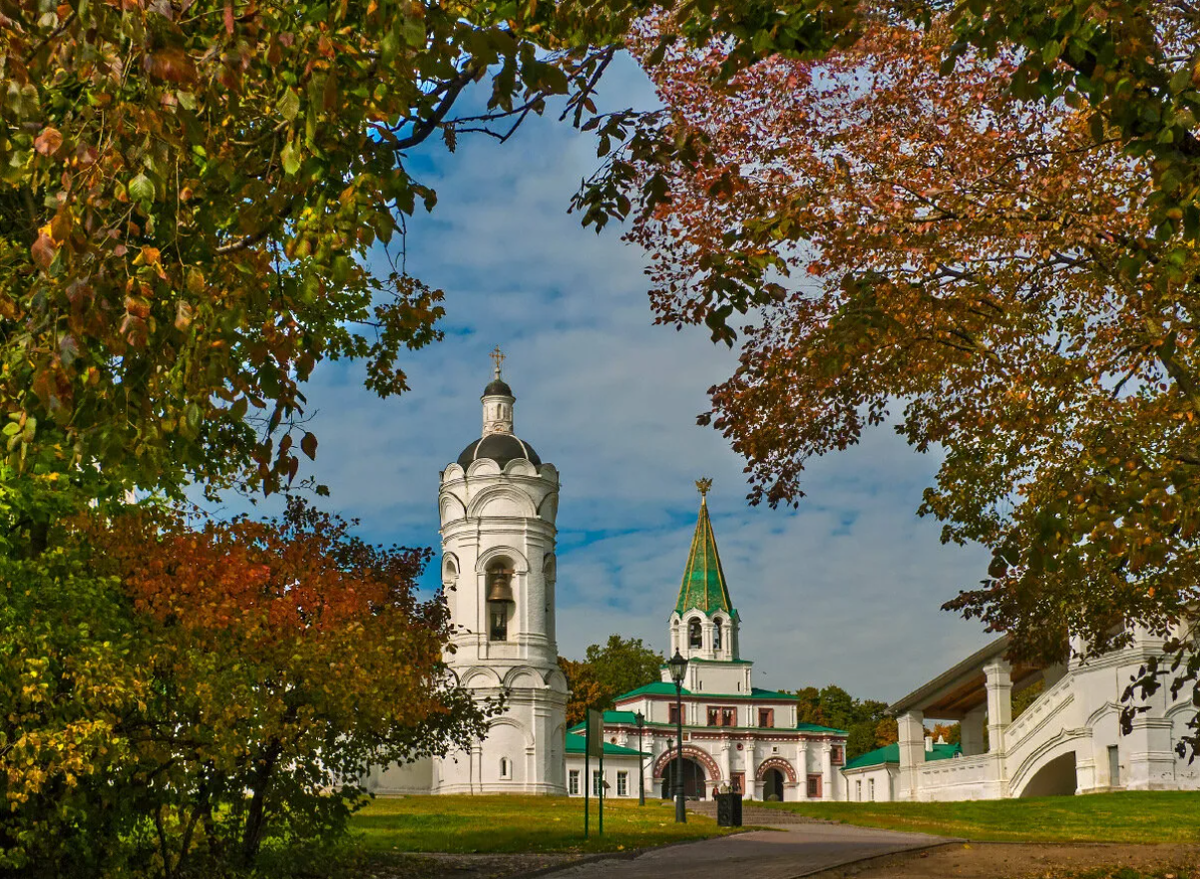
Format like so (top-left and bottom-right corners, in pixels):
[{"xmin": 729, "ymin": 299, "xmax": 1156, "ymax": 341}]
[
  {"xmin": 364, "ymin": 353, "xmax": 570, "ymax": 795},
  {"xmin": 564, "ymin": 481, "xmax": 848, "ymax": 802}
]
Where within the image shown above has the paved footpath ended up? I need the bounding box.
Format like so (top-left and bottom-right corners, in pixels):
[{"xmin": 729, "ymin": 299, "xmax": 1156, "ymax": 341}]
[{"xmin": 540, "ymin": 810, "xmax": 955, "ymax": 879}]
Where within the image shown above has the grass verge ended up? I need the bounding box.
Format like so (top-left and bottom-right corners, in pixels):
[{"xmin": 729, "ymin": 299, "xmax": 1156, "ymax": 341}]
[
  {"xmin": 350, "ymin": 794, "xmax": 740, "ymax": 854},
  {"xmin": 762, "ymin": 790, "xmax": 1200, "ymax": 843}
]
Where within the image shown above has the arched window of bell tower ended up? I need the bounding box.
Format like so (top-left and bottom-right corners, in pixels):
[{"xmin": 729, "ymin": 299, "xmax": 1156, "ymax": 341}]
[
  {"xmin": 443, "ymin": 557, "xmax": 459, "ymax": 618},
  {"xmin": 713, "ymin": 618, "xmax": 723, "ymax": 652},
  {"xmin": 688, "ymin": 617, "xmax": 702, "ymax": 650},
  {"xmin": 486, "ymin": 558, "xmax": 514, "ymax": 642}
]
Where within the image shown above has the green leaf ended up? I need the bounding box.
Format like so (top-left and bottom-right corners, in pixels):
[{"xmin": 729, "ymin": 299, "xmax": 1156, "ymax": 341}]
[
  {"xmin": 403, "ymin": 16, "xmax": 425, "ymax": 47},
  {"xmin": 128, "ymin": 173, "xmax": 155, "ymax": 203},
  {"xmin": 281, "ymin": 141, "xmax": 300, "ymax": 176},
  {"xmin": 278, "ymin": 88, "xmax": 300, "ymax": 122}
]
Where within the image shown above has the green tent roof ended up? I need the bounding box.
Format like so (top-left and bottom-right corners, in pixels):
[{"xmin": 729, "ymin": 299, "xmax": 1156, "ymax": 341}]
[
  {"xmin": 675, "ymin": 495, "xmax": 734, "ymax": 617},
  {"xmin": 564, "ymin": 733, "xmax": 650, "ymax": 757},
  {"xmin": 843, "ymin": 742, "xmax": 961, "ymax": 771}
]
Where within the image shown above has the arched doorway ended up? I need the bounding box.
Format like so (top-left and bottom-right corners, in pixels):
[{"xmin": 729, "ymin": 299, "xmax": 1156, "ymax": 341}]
[
  {"xmin": 661, "ymin": 758, "xmax": 707, "ymax": 800},
  {"xmin": 763, "ymin": 768, "xmax": 785, "ymax": 801},
  {"xmin": 1018, "ymin": 751, "xmax": 1078, "ymax": 797}
]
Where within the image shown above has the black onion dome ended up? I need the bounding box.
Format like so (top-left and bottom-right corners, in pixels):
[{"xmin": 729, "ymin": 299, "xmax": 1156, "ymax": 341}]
[
  {"xmin": 483, "ymin": 378, "xmax": 513, "ymax": 396},
  {"xmin": 457, "ymin": 433, "xmax": 542, "ymax": 469}
]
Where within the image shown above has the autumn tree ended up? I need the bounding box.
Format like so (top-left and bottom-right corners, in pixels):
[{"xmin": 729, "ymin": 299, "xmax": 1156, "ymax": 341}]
[
  {"xmin": 793, "ymin": 684, "xmax": 889, "ymax": 759},
  {"xmin": 560, "ymin": 634, "xmax": 662, "ymax": 725},
  {"xmin": 0, "ymin": 0, "xmax": 666, "ymax": 505},
  {"xmin": 1, "ymin": 496, "xmax": 486, "ymax": 876},
  {"xmin": 590, "ymin": 8, "xmax": 1200, "ymax": 751}
]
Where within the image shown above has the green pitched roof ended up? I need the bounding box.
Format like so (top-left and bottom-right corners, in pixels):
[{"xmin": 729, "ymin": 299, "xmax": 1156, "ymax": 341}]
[
  {"xmin": 796, "ymin": 721, "xmax": 848, "ymax": 734},
  {"xmin": 564, "ymin": 733, "xmax": 650, "ymax": 757},
  {"xmin": 567, "ymin": 710, "xmax": 642, "ymax": 733},
  {"xmin": 843, "ymin": 742, "xmax": 961, "ymax": 771},
  {"xmin": 610, "ymin": 682, "xmax": 799, "ymax": 704},
  {"xmin": 613, "ymin": 682, "xmax": 690, "ymax": 700},
  {"xmin": 675, "ymin": 496, "xmax": 734, "ymax": 616}
]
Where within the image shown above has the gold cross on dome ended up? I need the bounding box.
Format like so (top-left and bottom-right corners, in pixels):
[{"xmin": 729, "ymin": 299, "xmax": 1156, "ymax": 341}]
[
  {"xmin": 490, "ymin": 345, "xmax": 505, "ymax": 378},
  {"xmin": 696, "ymin": 477, "xmax": 713, "ymax": 498}
]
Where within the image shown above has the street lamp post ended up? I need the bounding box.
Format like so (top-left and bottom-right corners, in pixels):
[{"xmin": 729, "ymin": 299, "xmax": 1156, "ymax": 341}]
[
  {"xmin": 668, "ymin": 649, "xmax": 689, "ymax": 824},
  {"xmin": 635, "ymin": 711, "xmax": 646, "ymax": 806}
]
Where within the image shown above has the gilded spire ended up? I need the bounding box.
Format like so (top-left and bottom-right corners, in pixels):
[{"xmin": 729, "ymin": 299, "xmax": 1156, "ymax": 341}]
[{"xmin": 675, "ymin": 481, "xmax": 734, "ymax": 616}]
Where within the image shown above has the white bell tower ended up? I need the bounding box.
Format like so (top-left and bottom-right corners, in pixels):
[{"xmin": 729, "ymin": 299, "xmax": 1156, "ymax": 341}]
[{"xmin": 434, "ymin": 349, "xmax": 568, "ymax": 794}]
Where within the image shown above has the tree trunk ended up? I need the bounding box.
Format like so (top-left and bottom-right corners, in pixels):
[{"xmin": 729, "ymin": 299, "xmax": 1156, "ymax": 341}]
[{"xmin": 240, "ymin": 740, "xmax": 282, "ymax": 867}]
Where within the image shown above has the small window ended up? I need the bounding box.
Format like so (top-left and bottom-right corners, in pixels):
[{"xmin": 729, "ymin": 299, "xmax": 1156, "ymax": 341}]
[
  {"xmin": 617, "ymin": 771, "xmax": 629, "ymax": 796},
  {"xmin": 569, "ymin": 770, "xmax": 580, "ymax": 795},
  {"xmin": 714, "ymin": 620, "xmax": 723, "ymax": 651},
  {"xmin": 500, "ymin": 757, "xmax": 511, "ymax": 779},
  {"xmin": 669, "ymin": 703, "xmax": 681, "ymax": 724},
  {"xmin": 592, "ymin": 770, "xmax": 603, "ymax": 796},
  {"xmin": 869, "ymin": 778, "xmax": 876, "ymax": 801},
  {"xmin": 720, "ymin": 707, "xmax": 736, "ymax": 727},
  {"xmin": 688, "ymin": 618, "xmax": 702, "ymax": 648},
  {"xmin": 707, "ymin": 707, "xmax": 718, "ymax": 727},
  {"xmin": 758, "ymin": 708, "xmax": 774, "ymax": 728},
  {"xmin": 807, "ymin": 774, "xmax": 822, "ymax": 798},
  {"xmin": 831, "ymin": 746, "xmax": 843, "ymax": 765},
  {"xmin": 855, "ymin": 779, "xmax": 862, "ymax": 801}
]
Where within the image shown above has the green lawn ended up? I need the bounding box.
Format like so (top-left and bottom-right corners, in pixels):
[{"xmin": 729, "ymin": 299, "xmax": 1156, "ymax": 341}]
[
  {"xmin": 350, "ymin": 795, "xmax": 740, "ymax": 854},
  {"xmin": 764, "ymin": 791, "xmax": 1200, "ymax": 843}
]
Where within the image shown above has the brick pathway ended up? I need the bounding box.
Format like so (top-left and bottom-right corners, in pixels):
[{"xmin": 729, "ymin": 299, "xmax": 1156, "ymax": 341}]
[{"xmin": 538, "ymin": 812, "xmax": 955, "ymax": 879}]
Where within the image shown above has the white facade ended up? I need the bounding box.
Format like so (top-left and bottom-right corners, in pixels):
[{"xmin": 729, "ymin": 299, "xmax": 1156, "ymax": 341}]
[
  {"xmin": 365, "ymin": 363, "xmax": 568, "ymax": 796},
  {"xmin": 877, "ymin": 628, "xmax": 1200, "ymax": 801}
]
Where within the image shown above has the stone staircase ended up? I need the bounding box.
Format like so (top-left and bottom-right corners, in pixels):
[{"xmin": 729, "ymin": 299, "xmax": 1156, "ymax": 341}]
[{"xmin": 687, "ymin": 800, "xmax": 825, "ymax": 825}]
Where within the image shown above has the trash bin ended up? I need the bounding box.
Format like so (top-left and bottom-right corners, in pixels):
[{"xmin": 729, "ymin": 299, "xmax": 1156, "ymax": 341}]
[{"xmin": 715, "ymin": 792, "xmax": 743, "ymax": 827}]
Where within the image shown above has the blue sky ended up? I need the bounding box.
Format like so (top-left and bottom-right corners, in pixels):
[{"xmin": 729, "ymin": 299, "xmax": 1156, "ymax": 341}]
[{"xmin": 209, "ymin": 55, "xmax": 994, "ymax": 703}]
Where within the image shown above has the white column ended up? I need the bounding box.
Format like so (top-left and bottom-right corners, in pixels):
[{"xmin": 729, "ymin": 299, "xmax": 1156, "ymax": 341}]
[
  {"xmin": 897, "ymin": 710, "xmax": 925, "ymax": 801},
  {"xmin": 960, "ymin": 706, "xmax": 986, "ymax": 757},
  {"xmin": 719, "ymin": 743, "xmax": 732, "ymax": 795},
  {"xmin": 984, "ymin": 658, "xmax": 1013, "ymax": 754},
  {"xmin": 821, "ymin": 743, "xmax": 834, "ymax": 800},
  {"xmin": 742, "ymin": 740, "xmax": 756, "ymax": 798},
  {"xmin": 796, "ymin": 739, "xmax": 806, "ymax": 797}
]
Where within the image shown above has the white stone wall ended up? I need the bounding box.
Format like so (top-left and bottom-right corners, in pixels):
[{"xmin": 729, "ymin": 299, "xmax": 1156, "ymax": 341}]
[
  {"xmin": 364, "ymin": 757, "xmax": 434, "ymax": 795},
  {"xmin": 564, "ymin": 753, "xmax": 646, "ymax": 798},
  {"xmin": 843, "ymin": 765, "xmax": 897, "ymax": 802}
]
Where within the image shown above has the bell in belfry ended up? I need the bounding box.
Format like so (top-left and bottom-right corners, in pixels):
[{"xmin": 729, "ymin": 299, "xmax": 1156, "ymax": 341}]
[{"xmin": 487, "ymin": 569, "xmax": 514, "ymax": 604}]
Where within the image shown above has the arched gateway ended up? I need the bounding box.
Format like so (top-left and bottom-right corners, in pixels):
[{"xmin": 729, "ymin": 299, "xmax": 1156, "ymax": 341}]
[
  {"xmin": 756, "ymin": 756, "xmax": 796, "ymax": 801},
  {"xmin": 653, "ymin": 745, "xmax": 721, "ymax": 799}
]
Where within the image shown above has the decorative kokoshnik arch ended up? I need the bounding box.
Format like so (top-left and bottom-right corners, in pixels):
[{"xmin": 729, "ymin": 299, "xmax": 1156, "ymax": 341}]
[
  {"xmin": 755, "ymin": 756, "xmax": 797, "ymax": 783},
  {"xmin": 652, "ymin": 745, "xmax": 722, "ymax": 781}
]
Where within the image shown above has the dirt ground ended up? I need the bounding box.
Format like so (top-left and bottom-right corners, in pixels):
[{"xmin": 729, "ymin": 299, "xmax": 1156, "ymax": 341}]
[
  {"xmin": 362, "ymin": 851, "xmax": 582, "ymax": 879},
  {"xmin": 827, "ymin": 842, "xmax": 1200, "ymax": 879},
  {"xmin": 368, "ymin": 842, "xmax": 1200, "ymax": 879}
]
